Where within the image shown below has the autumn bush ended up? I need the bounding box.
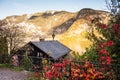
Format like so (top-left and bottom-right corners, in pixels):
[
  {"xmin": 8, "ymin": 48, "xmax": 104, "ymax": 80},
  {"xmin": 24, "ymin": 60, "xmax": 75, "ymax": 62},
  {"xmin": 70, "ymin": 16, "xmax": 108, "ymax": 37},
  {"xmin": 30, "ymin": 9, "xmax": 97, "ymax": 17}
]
[
  {"xmin": 83, "ymin": 14, "xmax": 120, "ymax": 79},
  {"xmin": 47, "ymin": 60, "xmax": 106, "ymax": 80}
]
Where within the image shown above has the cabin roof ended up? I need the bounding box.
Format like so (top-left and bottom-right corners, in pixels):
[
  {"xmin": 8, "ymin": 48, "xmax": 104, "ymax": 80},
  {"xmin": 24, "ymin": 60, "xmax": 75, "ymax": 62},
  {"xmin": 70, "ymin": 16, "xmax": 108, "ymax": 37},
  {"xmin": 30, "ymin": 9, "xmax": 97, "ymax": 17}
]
[{"xmin": 29, "ymin": 40, "xmax": 71, "ymax": 60}]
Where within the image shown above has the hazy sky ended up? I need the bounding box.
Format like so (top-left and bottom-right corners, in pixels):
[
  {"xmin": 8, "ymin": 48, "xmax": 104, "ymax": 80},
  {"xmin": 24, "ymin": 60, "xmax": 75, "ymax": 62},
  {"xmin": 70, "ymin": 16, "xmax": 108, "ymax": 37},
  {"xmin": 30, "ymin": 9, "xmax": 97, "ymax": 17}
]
[{"xmin": 0, "ymin": 0, "xmax": 107, "ymax": 19}]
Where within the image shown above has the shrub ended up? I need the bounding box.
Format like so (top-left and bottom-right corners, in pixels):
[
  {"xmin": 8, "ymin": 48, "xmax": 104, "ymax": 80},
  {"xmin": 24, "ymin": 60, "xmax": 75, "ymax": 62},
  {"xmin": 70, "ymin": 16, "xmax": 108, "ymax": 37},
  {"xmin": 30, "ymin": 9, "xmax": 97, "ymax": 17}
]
[{"xmin": 20, "ymin": 55, "xmax": 31, "ymax": 71}]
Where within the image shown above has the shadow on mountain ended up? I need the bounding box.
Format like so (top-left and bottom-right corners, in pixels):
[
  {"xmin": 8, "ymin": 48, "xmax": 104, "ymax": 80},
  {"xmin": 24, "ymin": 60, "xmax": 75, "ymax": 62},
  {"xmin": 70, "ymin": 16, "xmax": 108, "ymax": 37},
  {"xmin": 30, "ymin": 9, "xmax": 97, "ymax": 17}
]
[
  {"xmin": 29, "ymin": 15, "xmax": 39, "ymax": 20},
  {"xmin": 48, "ymin": 18, "xmax": 76, "ymax": 35}
]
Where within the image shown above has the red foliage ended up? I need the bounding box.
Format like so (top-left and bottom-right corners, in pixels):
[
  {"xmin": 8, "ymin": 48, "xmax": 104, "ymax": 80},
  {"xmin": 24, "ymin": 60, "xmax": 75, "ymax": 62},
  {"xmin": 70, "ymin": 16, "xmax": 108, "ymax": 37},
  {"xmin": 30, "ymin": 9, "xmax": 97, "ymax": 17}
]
[
  {"xmin": 101, "ymin": 24, "xmax": 107, "ymax": 29},
  {"xmin": 99, "ymin": 43, "xmax": 104, "ymax": 48},
  {"xmin": 105, "ymin": 40, "xmax": 114, "ymax": 47},
  {"xmin": 45, "ymin": 71, "xmax": 53, "ymax": 79},
  {"xmin": 112, "ymin": 24, "xmax": 120, "ymax": 33},
  {"xmin": 98, "ymin": 49, "xmax": 109, "ymax": 55},
  {"xmin": 44, "ymin": 60, "xmax": 104, "ymax": 80},
  {"xmin": 34, "ymin": 72, "xmax": 39, "ymax": 77},
  {"xmin": 99, "ymin": 56, "xmax": 105, "ymax": 61}
]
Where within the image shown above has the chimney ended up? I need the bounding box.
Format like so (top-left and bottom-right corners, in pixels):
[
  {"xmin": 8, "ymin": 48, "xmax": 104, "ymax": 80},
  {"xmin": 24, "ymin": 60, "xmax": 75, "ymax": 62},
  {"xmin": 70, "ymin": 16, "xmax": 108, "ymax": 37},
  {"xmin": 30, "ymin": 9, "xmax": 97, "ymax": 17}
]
[
  {"xmin": 40, "ymin": 38, "xmax": 45, "ymax": 41},
  {"xmin": 39, "ymin": 36, "xmax": 45, "ymax": 41}
]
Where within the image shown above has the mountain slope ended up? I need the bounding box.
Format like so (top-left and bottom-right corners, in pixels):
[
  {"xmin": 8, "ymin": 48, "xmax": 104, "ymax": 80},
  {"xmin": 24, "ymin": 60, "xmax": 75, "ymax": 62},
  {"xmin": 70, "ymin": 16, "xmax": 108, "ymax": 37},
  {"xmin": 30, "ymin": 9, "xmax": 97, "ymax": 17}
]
[
  {"xmin": 3, "ymin": 8, "xmax": 110, "ymax": 53},
  {"xmin": 59, "ymin": 9, "xmax": 110, "ymax": 53}
]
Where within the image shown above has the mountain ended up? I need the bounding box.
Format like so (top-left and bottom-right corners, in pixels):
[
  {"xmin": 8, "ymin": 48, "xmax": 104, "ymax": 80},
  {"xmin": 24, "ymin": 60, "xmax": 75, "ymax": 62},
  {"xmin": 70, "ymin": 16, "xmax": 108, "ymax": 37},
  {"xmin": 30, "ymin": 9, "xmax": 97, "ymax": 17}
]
[{"xmin": 3, "ymin": 8, "xmax": 110, "ymax": 53}]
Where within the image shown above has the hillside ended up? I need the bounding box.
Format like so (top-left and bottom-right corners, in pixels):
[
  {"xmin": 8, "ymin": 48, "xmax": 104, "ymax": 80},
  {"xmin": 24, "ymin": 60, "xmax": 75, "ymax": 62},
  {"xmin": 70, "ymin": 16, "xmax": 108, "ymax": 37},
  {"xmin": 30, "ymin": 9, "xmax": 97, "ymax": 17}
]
[{"xmin": 3, "ymin": 8, "xmax": 110, "ymax": 53}]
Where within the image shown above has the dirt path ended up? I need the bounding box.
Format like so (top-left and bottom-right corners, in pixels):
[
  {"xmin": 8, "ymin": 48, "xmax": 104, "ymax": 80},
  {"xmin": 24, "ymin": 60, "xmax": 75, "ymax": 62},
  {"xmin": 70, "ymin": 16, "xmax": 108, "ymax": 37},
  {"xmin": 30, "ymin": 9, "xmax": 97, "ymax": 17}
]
[{"xmin": 0, "ymin": 69, "xmax": 29, "ymax": 80}]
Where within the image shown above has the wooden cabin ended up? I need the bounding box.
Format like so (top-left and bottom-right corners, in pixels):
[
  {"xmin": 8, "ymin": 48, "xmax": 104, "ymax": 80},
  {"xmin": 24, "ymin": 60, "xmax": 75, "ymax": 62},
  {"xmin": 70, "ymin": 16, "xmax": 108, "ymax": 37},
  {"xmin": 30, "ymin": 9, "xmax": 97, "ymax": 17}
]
[{"xmin": 16, "ymin": 40, "xmax": 71, "ymax": 68}]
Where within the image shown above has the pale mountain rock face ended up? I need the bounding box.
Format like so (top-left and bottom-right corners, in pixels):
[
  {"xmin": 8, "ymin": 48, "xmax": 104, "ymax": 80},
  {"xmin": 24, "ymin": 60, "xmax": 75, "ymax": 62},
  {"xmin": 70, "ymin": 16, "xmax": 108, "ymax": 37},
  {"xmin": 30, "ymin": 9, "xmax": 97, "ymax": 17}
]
[{"xmin": 2, "ymin": 8, "xmax": 110, "ymax": 53}]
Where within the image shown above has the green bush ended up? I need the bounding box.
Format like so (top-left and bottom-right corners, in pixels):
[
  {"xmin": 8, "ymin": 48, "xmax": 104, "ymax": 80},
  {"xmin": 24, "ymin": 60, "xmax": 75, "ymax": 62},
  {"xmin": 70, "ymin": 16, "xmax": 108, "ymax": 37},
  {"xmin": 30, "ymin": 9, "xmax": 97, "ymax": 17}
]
[
  {"xmin": 72, "ymin": 44, "xmax": 99, "ymax": 62},
  {"xmin": 20, "ymin": 55, "xmax": 31, "ymax": 71},
  {"xmin": 83, "ymin": 45, "xmax": 99, "ymax": 62}
]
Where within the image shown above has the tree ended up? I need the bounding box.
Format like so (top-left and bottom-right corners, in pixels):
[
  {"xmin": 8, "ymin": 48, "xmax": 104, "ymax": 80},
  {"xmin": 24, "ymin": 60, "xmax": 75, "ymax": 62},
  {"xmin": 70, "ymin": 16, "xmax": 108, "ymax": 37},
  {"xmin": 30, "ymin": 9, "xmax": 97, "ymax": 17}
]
[
  {"xmin": 106, "ymin": 0, "xmax": 120, "ymax": 14},
  {"xmin": 0, "ymin": 19, "xmax": 25, "ymax": 54},
  {"xmin": 0, "ymin": 20, "xmax": 8, "ymax": 63}
]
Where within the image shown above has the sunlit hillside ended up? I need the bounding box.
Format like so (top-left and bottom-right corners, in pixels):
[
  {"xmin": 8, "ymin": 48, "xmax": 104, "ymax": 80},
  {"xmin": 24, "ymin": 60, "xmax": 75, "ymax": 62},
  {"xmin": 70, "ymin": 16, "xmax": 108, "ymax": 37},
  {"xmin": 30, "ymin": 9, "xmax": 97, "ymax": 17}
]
[
  {"xmin": 58, "ymin": 19, "xmax": 92, "ymax": 54},
  {"xmin": 2, "ymin": 8, "xmax": 110, "ymax": 53}
]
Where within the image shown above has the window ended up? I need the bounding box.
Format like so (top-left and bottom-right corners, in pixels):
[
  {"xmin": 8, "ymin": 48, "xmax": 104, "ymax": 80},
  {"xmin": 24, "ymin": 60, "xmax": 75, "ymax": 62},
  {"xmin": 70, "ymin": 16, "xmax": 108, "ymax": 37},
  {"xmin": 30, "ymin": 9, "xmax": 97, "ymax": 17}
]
[{"xmin": 37, "ymin": 52, "xmax": 43, "ymax": 57}]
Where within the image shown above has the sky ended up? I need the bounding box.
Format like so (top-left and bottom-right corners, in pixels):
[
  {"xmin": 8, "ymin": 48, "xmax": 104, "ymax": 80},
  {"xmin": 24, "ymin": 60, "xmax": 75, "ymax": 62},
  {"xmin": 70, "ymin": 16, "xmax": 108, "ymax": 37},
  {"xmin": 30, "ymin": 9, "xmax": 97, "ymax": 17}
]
[{"xmin": 0, "ymin": 0, "xmax": 107, "ymax": 19}]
